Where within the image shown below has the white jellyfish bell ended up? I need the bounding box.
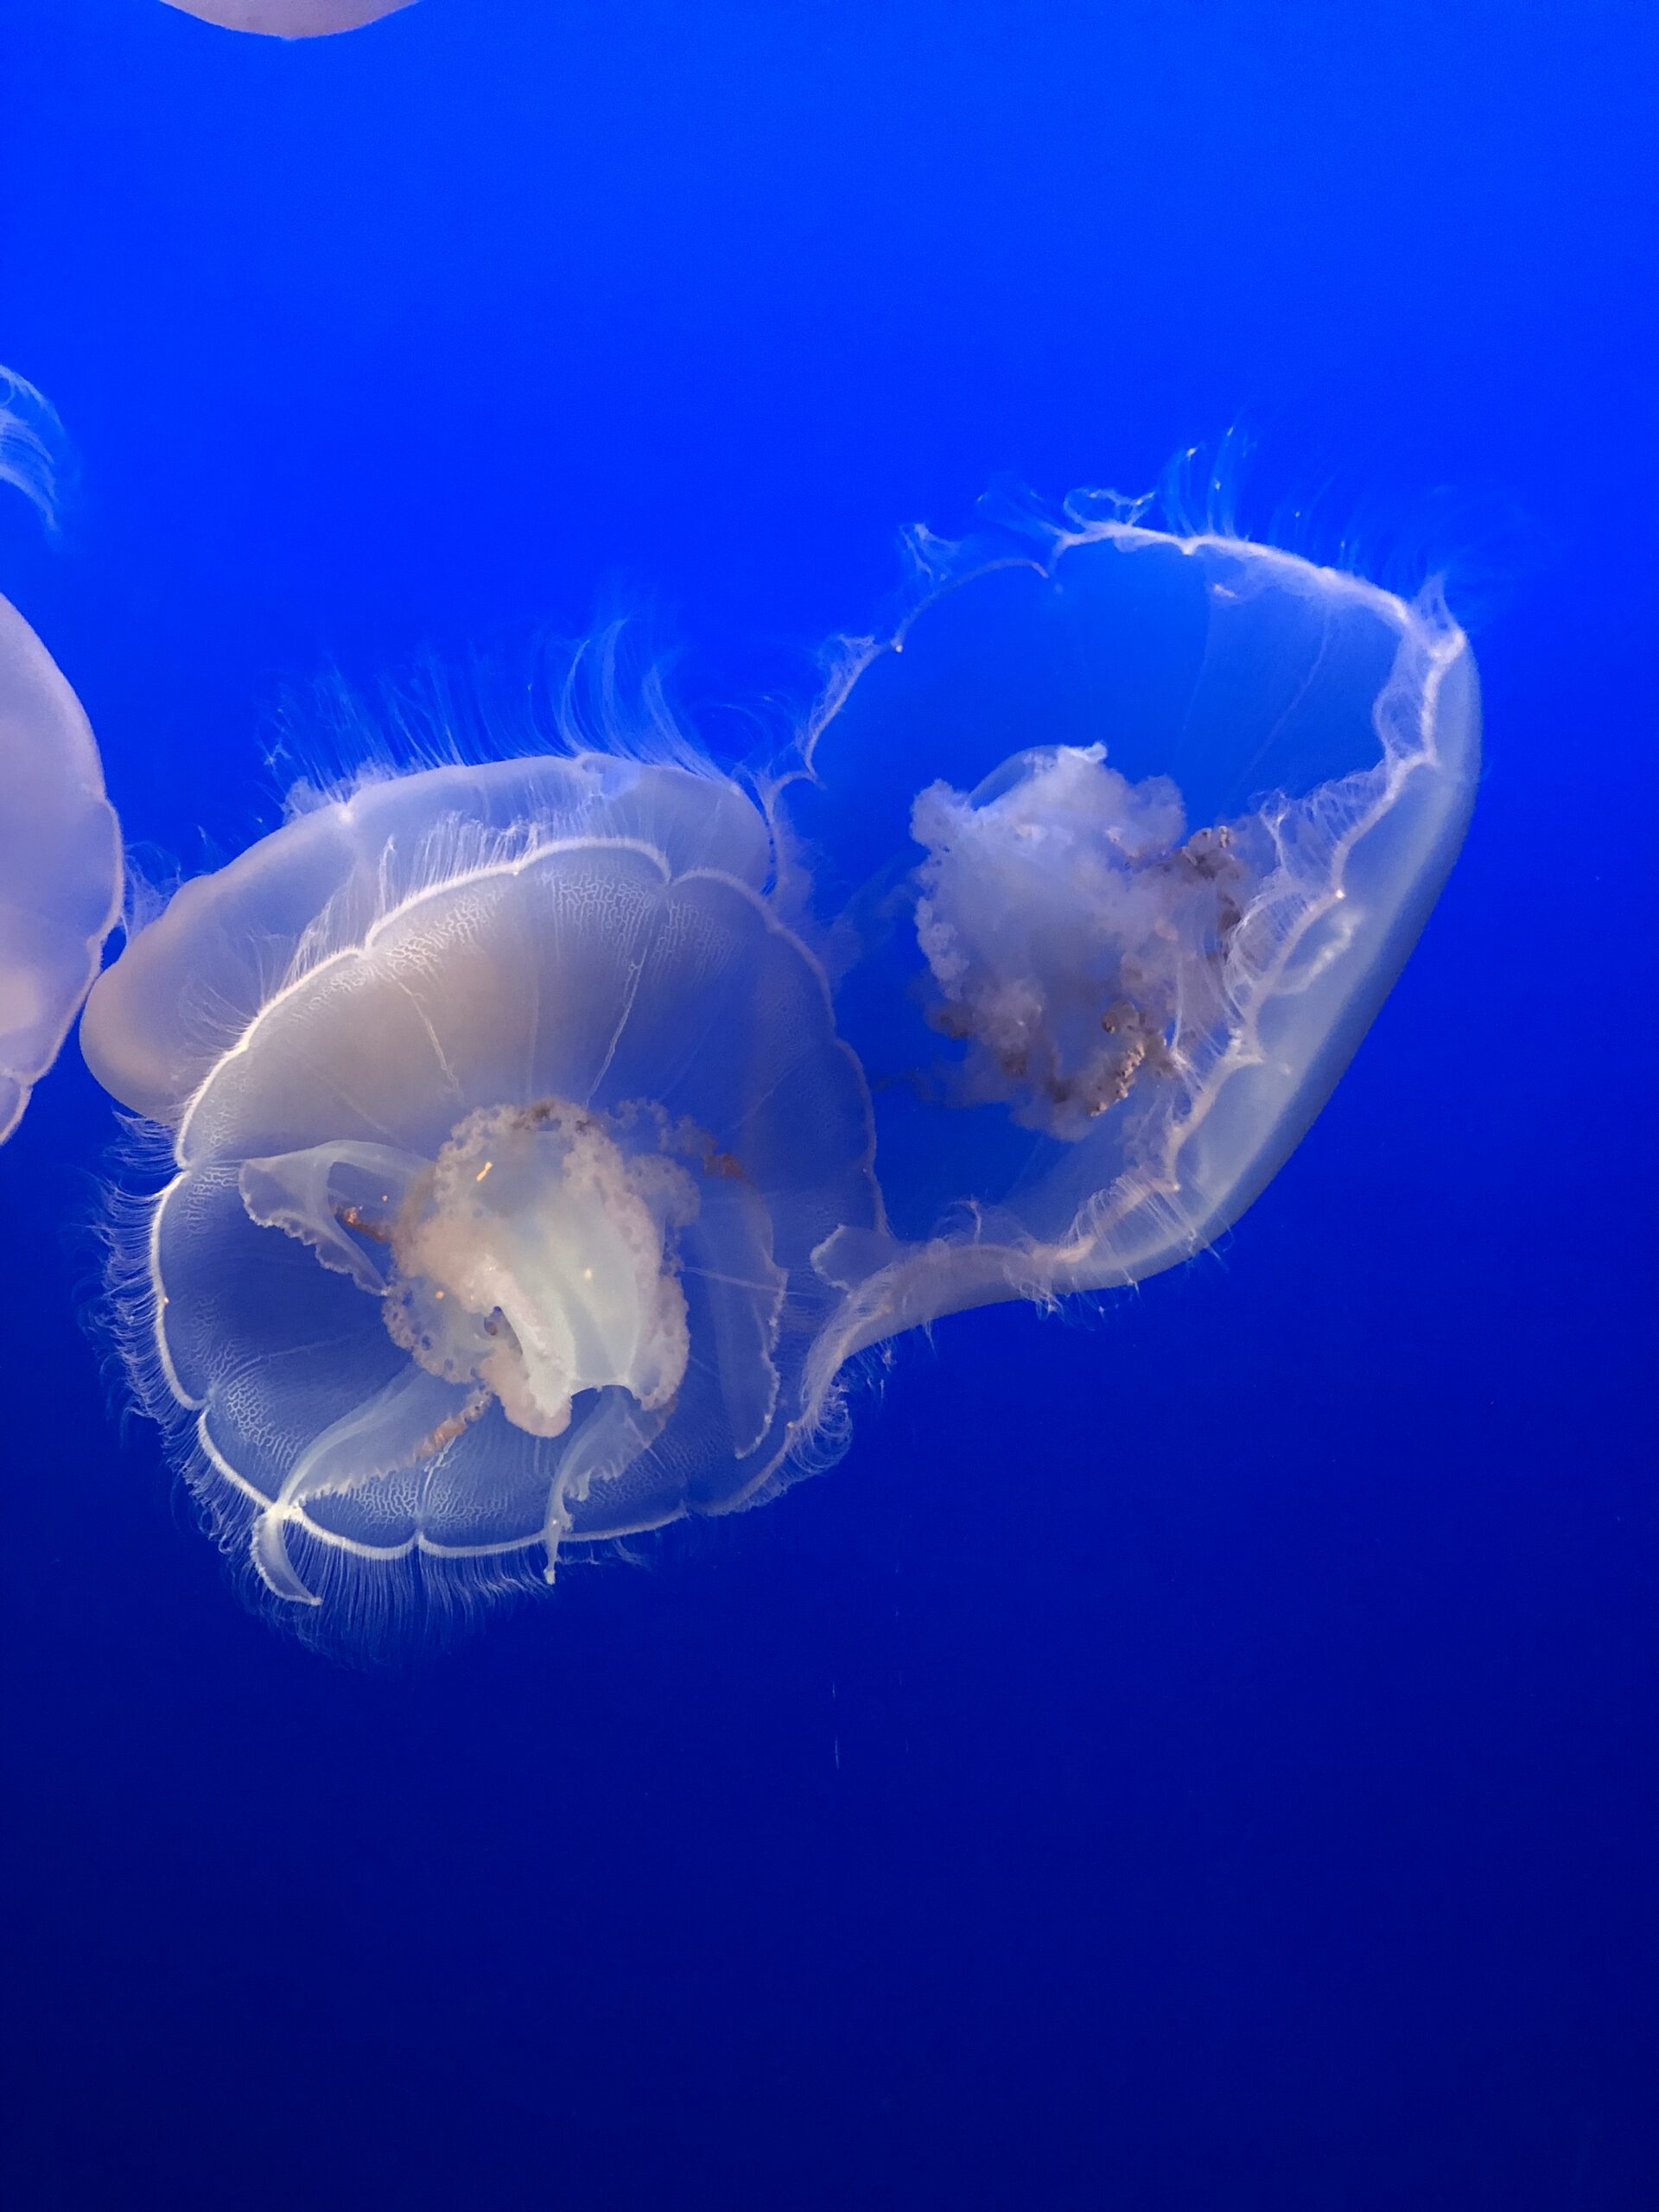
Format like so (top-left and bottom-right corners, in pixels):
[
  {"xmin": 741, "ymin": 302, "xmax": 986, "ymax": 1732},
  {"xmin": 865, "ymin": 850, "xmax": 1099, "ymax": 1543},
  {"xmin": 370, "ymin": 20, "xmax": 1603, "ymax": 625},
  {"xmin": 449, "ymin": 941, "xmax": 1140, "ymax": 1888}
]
[
  {"xmin": 1, "ymin": 371, "xmax": 122, "ymax": 1145},
  {"xmin": 786, "ymin": 472, "xmax": 1481, "ymax": 1409},
  {"xmin": 83, "ymin": 694, "xmax": 881, "ymax": 1624},
  {"xmin": 161, "ymin": 2, "xmax": 416, "ymax": 36}
]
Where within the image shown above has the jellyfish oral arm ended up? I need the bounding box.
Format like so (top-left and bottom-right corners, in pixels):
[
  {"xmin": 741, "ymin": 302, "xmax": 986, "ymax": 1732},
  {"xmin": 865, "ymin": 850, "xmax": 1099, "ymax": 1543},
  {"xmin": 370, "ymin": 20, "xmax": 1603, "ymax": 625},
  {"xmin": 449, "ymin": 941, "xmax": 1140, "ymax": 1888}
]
[
  {"xmin": 232, "ymin": 1100, "xmax": 703, "ymax": 1599},
  {"xmin": 386, "ymin": 1103, "xmax": 696, "ymax": 1443},
  {"xmin": 251, "ymin": 1365, "xmax": 480, "ymax": 1607}
]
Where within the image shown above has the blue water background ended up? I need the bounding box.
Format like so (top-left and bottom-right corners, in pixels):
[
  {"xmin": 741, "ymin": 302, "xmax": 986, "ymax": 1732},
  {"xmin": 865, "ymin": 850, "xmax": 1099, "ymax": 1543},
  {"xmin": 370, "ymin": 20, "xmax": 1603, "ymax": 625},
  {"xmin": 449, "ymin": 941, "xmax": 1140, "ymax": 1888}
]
[{"xmin": 2, "ymin": 3, "xmax": 1656, "ymax": 2206}]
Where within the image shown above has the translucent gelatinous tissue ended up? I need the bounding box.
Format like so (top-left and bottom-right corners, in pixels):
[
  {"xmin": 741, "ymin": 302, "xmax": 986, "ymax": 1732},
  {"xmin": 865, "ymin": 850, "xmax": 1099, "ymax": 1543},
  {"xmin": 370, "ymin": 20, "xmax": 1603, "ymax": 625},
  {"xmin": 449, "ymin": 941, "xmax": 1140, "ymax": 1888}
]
[
  {"xmin": 162, "ymin": 2, "xmax": 416, "ymax": 38},
  {"xmin": 84, "ymin": 745, "xmax": 880, "ymax": 1621},
  {"xmin": 790, "ymin": 486, "xmax": 1480, "ymax": 1404},
  {"xmin": 86, "ymin": 480, "xmax": 1477, "ymax": 1640},
  {"xmin": 1, "ymin": 371, "xmax": 121, "ymax": 1145}
]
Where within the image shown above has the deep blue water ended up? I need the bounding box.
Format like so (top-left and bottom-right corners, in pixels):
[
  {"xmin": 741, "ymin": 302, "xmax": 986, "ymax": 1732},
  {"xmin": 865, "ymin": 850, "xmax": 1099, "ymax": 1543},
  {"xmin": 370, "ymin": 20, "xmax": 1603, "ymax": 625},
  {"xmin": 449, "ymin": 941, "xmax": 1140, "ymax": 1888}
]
[{"xmin": 2, "ymin": 3, "xmax": 1656, "ymax": 2206}]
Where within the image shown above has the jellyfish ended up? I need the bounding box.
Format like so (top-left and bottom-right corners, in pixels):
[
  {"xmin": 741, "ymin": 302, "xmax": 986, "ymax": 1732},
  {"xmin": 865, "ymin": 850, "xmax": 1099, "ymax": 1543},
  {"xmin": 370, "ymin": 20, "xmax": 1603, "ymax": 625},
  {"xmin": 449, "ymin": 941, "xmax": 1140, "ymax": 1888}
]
[
  {"xmin": 162, "ymin": 1, "xmax": 416, "ymax": 37},
  {"xmin": 86, "ymin": 476, "xmax": 1477, "ymax": 1641},
  {"xmin": 83, "ymin": 726, "xmax": 882, "ymax": 1622},
  {"xmin": 1, "ymin": 372, "xmax": 122, "ymax": 1145},
  {"xmin": 785, "ymin": 479, "xmax": 1480, "ymax": 1412}
]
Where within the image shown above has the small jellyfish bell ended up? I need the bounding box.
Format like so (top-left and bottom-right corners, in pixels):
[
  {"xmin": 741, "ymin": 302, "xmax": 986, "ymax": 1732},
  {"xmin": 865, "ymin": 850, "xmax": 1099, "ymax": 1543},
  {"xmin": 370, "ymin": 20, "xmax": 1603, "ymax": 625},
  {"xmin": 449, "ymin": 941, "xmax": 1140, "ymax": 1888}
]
[
  {"xmin": 83, "ymin": 702, "xmax": 880, "ymax": 1630},
  {"xmin": 789, "ymin": 468, "xmax": 1481, "ymax": 1398},
  {"xmin": 161, "ymin": 1, "xmax": 416, "ymax": 37},
  {"xmin": 1, "ymin": 371, "xmax": 122, "ymax": 1145}
]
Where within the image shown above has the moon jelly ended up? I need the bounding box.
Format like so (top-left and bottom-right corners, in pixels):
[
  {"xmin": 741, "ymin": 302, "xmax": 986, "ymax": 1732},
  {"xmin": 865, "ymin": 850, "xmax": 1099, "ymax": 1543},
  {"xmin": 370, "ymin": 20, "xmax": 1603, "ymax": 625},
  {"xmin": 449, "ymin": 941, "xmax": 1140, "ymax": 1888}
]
[
  {"xmin": 792, "ymin": 484, "xmax": 1480, "ymax": 1405},
  {"xmin": 1, "ymin": 372, "xmax": 121, "ymax": 1145},
  {"xmin": 84, "ymin": 742, "xmax": 880, "ymax": 1621},
  {"xmin": 162, "ymin": 2, "xmax": 416, "ymax": 37}
]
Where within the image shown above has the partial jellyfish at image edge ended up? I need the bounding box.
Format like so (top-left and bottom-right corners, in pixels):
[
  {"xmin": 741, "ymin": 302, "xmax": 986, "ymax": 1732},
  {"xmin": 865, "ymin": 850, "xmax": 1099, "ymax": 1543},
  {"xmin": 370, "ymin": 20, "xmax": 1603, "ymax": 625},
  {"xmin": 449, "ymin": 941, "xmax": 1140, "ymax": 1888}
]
[
  {"xmin": 0, "ymin": 370, "xmax": 123, "ymax": 1146},
  {"xmin": 160, "ymin": 2, "xmax": 417, "ymax": 37}
]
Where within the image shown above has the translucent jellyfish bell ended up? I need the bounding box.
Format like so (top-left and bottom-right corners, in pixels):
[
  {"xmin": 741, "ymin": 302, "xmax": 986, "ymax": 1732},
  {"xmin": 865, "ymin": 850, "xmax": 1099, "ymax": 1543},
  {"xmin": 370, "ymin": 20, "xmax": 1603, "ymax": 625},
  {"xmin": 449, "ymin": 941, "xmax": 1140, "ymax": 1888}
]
[
  {"xmin": 1, "ymin": 372, "xmax": 122, "ymax": 1145},
  {"xmin": 791, "ymin": 484, "xmax": 1480, "ymax": 1390},
  {"xmin": 162, "ymin": 2, "xmax": 416, "ymax": 36},
  {"xmin": 83, "ymin": 734, "xmax": 880, "ymax": 1619}
]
